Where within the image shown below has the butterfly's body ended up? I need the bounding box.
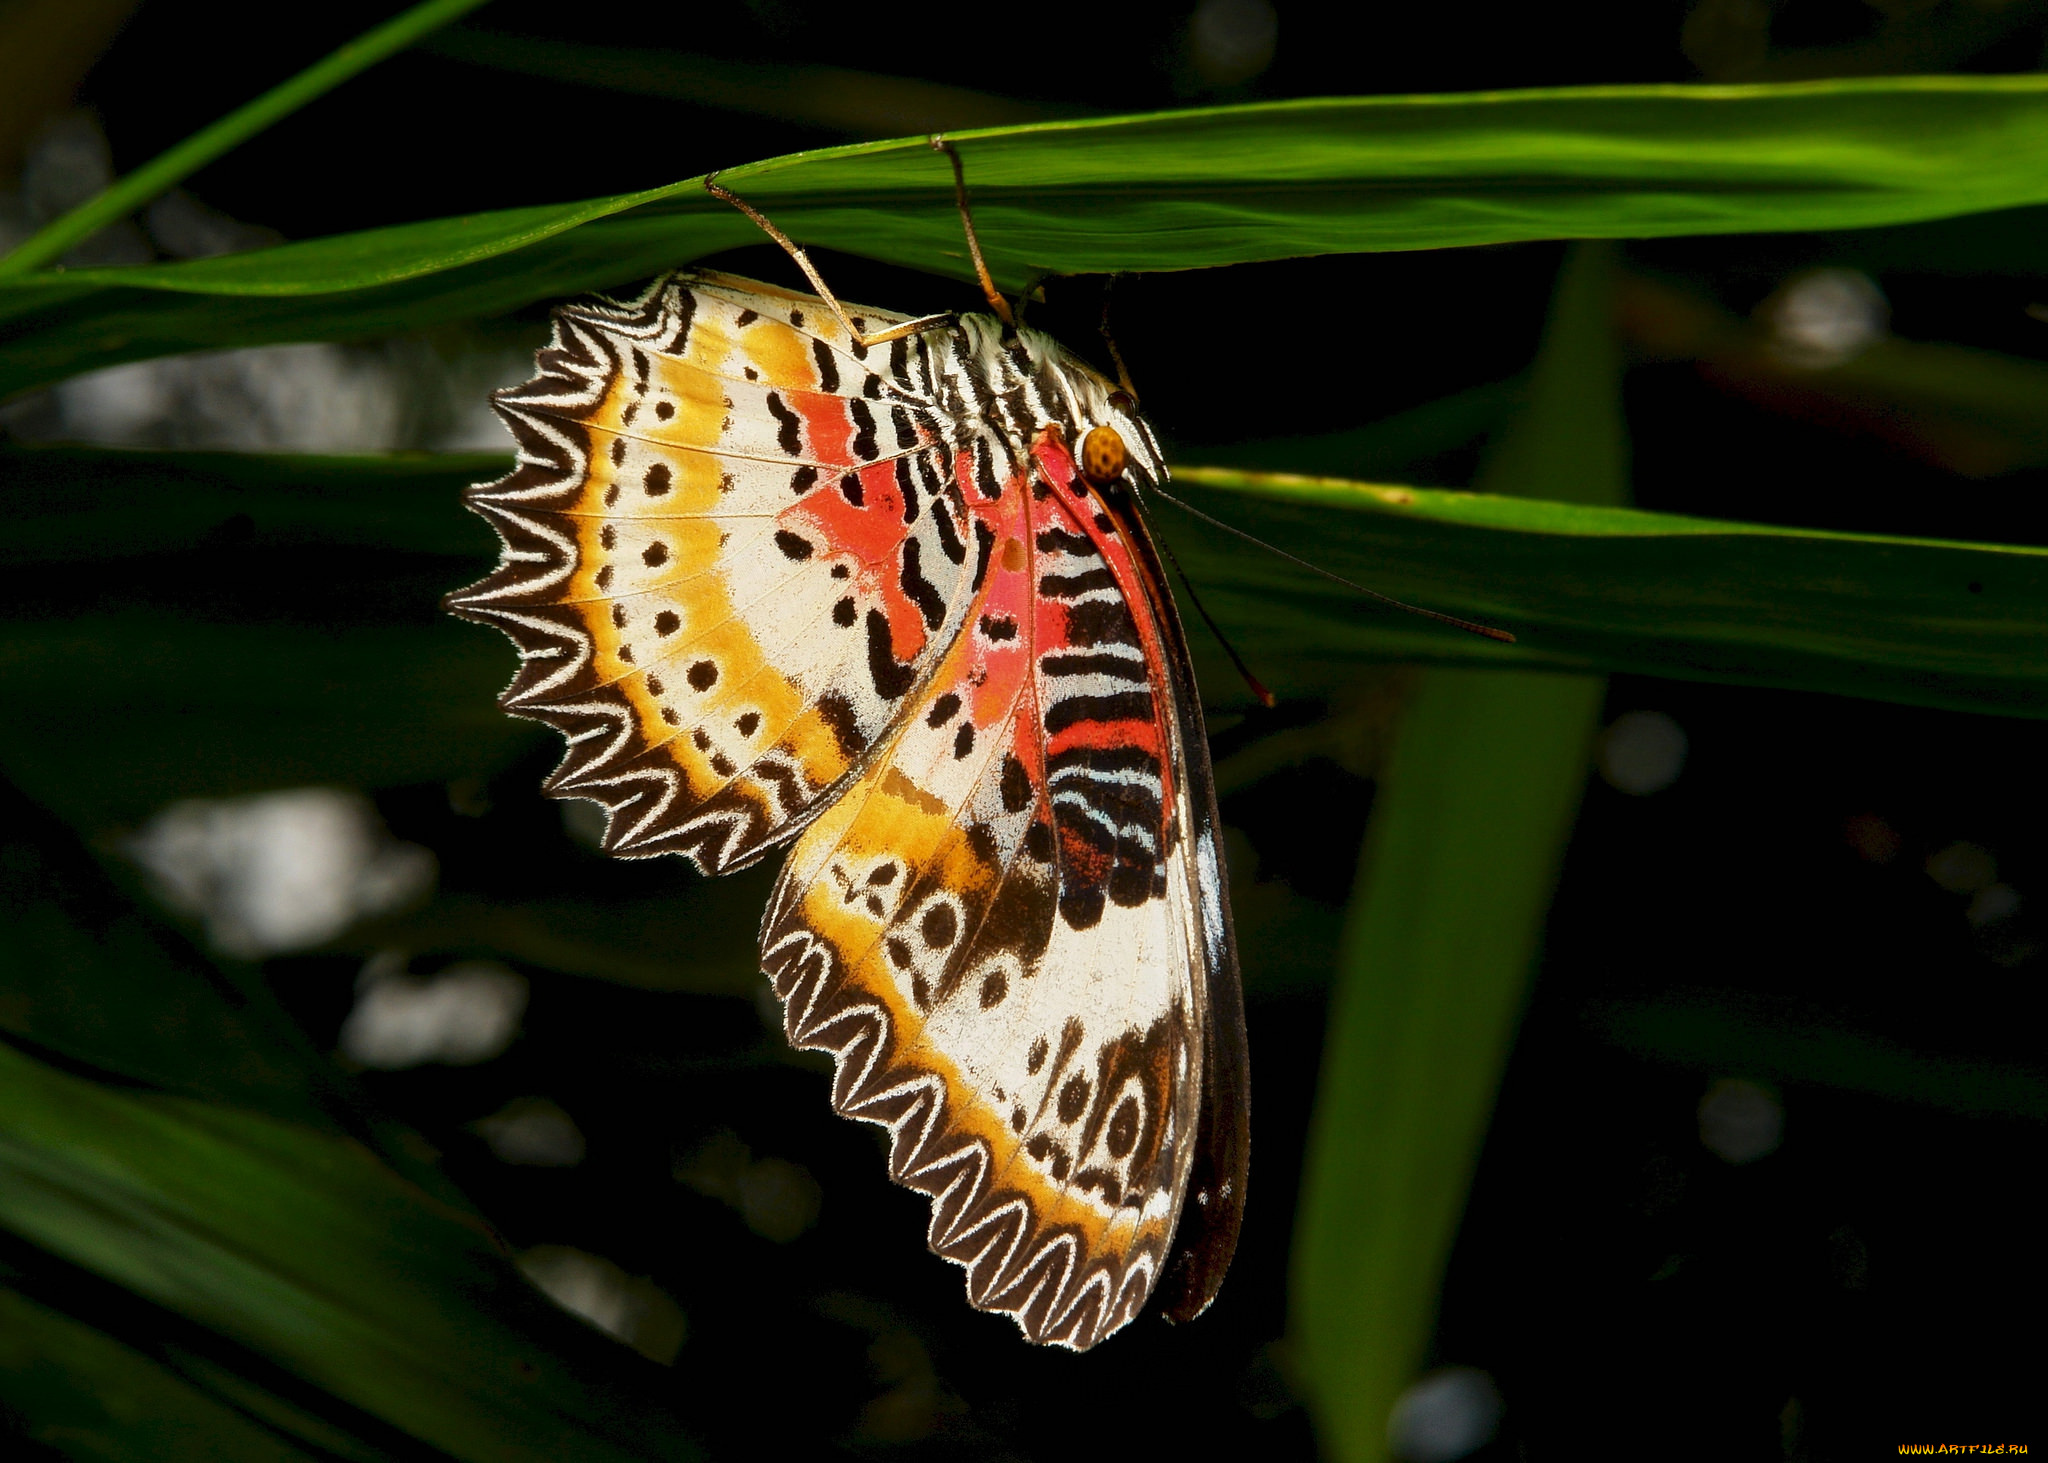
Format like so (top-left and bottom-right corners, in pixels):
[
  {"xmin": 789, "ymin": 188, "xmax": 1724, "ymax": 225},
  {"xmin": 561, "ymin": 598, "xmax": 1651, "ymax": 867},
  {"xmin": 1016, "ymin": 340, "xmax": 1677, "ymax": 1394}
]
[{"xmin": 451, "ymin": 269, "xmax": 1247, "ymax": 1350}]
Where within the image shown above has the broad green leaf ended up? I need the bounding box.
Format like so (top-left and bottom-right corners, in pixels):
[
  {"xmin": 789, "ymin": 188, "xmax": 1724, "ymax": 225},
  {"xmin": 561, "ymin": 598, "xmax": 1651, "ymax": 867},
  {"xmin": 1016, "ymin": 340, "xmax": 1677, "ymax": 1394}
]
[
  {"xmin": 0, "ymin": 615, "xmax": 537, "ymax": 834},
  {"xmin": 1167, "ymin": 468, "xmax": 2048, "ymax": 716},
  {"xmin": 1292, "ymin": 244, "xmax": 1624, "ymax": 1462},
  {"xmin": 15, "ymin": 77, "xmax": 2048, "ymax": 392},
  {"xmin": 0, "ymin": 1037, "xmax": 703, "ymax": 1462}
]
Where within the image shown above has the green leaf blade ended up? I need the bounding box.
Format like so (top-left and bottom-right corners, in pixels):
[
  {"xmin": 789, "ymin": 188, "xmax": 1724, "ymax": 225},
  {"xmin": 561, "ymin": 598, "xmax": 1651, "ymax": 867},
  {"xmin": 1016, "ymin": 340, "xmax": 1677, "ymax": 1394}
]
[
  {"xmin": 0, "ymin": 1040, "xmax": 702, "ymax": 1463},
  {"xmin": 1291, "ymin": 243, "xmax": 1624, "ymax": 1461},
  {"xmin": 17, "ymin": 78, "xmax": 2048, "ymax": 393},
  {"xmin": 1169, "ymin": 469, "xmax": 2048, "ymax": 716}
]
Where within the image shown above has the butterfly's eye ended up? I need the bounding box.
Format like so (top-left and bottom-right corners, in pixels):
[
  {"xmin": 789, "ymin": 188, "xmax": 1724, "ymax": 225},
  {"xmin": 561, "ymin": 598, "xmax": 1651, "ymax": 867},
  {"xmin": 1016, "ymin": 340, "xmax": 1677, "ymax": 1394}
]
[{"xmin": 1079, "ymin": 424, "xmax": 1128, "ymax": 490}]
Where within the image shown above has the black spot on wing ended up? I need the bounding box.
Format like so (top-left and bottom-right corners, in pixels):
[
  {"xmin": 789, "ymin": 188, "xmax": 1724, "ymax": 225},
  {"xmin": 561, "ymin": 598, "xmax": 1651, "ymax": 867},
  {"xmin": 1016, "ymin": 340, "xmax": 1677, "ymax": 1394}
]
[
  {"xmin": 1035, "ymin": 526, "xmax": 1095, "ymax": 556},
  {"xmin": 765, "ymin": 392, "xmax": 801, "ymax": 456},
  {"xmin": 1039, "ymin": 568, "xmax": 1118, "ymax": 599},
  {"xmin": 973, "ymin": 437, "xmax": 1002, "ymax": 501},
  {"xmin": 930, "ymin": 487, "xmax": 965, "ymax": 564},
  {"xmin": 900, "ymin": 539, "xmax": 944, "ymax": 630},
  {"xmin": 895, "ymin": 456, "xmax": 919, "ymax": 524},
  {"xmin": 1044, "ymin": 691, "xmax": 1155, "ymax": 735},
  {"xmin": 816, "ymin": 691, "xmax": 868, "ymax": 757},
  {"xmin": 1000, "ymin": 755, "xmax": 1032, "ymax": 813},
  {"xmin": 971, "ymin": 521, "xmax": 996, "ymax": 592},
  {"xmin": 865, "ymin": 610, "xmax": 916, "ymax": 700},
  {"xmin": 848, "ymin": 398, "xmax": 877, "ymax": 461},
  {"xmin": 1066, "ymin": 598, "xmax": 1138, "ymax": 648},
  {"xmin": 810, "ymin": 339, "xmax": 839, "ymax": 393}
]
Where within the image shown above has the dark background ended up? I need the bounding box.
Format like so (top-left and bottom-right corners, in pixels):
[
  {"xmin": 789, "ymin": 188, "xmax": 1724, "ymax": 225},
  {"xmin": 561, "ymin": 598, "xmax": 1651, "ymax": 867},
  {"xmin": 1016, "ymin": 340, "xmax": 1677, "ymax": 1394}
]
[{"xmin": 11, "ymin": 1, "xmax": 2047, "ymax": 1458}]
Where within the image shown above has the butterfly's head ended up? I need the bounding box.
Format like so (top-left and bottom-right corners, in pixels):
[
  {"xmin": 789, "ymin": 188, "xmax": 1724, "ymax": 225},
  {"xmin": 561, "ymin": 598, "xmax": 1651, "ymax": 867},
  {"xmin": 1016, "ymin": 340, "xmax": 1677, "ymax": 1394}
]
[{"xmin": 1078, "ymin": 423, "xmax": 1128, "ymax": 491}]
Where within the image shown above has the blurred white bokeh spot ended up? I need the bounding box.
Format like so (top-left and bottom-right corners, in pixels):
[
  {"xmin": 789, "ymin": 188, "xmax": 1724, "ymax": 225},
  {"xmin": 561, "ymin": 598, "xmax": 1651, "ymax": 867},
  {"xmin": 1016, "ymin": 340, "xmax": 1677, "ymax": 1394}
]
[
  {"xmin": 128, "ymin": 788, "xmax": 433, "ymax": 957},
  {"xmin": 1925, "ymin": 840, "xmax": 1997, "ymax": 895},
  {"xmin": 1598, "ymin": 709, "xmax": 1688, "ymax": 796},
  {"xmin": 472, "ymin": 1096, "xmax": 586, "ymax": 1167},
  {"xmin": 1966, "ymin": 882, "xmax": 2021, "ymax": 927},
  {"xmin": 1698, "ymin": 1077, "xmax": 1784, "ymax": 1165},
  {"xmin": 1388, "ymin": 1366, "xmax": 1505, "ymax": 1463},
  {"xmin": 13, "ymin": 337, "xmax": 530, "ymax": 454},
  {"xmin": 339, "ymin": 958, "xmax": 527, "ymax": 1069},
  {"xmin": 1760, "ymin": 267, "xmax": 1890, "ymax": 369},
  {"xmin": 1188, "ymin": 0, "xmax": 1279, "ymax": 86},
  {"xmin": 518, "ymin": 1246, "xmax": 686, "ymax": 1364},
  {"xmin": 676, "ymin": 1130, "xmax": 823, "ymax": 1244}
]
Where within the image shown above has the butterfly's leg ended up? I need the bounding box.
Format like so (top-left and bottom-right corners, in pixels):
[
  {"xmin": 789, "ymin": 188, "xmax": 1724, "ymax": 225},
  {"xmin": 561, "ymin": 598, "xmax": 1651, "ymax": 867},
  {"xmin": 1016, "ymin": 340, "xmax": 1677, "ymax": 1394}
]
[
  {"xmin": 928, "ymin": 135, "xmax": 1015, "ymax": 328},
  {"xmin": 703, "ymin": 175, "xmax": 958, "ymax": 347}
]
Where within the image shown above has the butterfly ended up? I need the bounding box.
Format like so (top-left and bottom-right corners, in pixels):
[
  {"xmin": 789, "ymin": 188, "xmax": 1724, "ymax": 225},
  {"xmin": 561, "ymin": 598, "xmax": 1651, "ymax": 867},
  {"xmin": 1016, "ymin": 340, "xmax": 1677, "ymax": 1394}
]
[{"xmin": 447, "ymin": 184, "xmax": 1250, "ymax": 1349}]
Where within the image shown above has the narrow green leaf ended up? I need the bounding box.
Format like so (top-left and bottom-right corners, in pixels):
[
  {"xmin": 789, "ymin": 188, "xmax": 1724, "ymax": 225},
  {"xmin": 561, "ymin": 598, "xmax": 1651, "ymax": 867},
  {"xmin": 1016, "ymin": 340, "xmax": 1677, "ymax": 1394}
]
[
  {"xmin": 1587, "ymin": 995, "xmax": 2048, "ymax": 1121},
  {"xmin": 0, "ymin": 1039, "xmax": 703, "ymax": 1462},
  {"xmin": 1291, "ymin": 244, "xmax": 1624, "ymax": 1461},
  {"xmin": 1290, "ymin": 670, "xmax": 1605, "ymax": 1459},
  {"xmin": 0, "ymin": 1279, "xmax": 324, "ymax": 1463},
  {"xmin": 0, "ymin": 0, "xmax": 492, "ymax": 277},
  {"xmin": 15, "ymin": 77, "xmax": 2048, "ymax": 391}
]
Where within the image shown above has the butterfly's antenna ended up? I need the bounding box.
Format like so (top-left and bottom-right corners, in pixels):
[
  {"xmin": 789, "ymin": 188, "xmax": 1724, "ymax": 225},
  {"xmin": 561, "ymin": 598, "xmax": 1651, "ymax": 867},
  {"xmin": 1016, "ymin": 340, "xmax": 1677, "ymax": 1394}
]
[
  {"xmin": 703, "ymin": 172, "xmax": 954, "ymax": 347},
  {"xmin": 1148, "ymin": 484, "xmax": 1518, "ymax": 644},
  {"xmin": 929, "ymin": 136, "xmax": 1015, "ymax": 328},
  {"xmin": 1148, "ymin": 515, "xmax": 1276, "ymax": 708},
  {"xmin": 1099, "ymin": 275, "xmax": 1141, "ymax": 405}
]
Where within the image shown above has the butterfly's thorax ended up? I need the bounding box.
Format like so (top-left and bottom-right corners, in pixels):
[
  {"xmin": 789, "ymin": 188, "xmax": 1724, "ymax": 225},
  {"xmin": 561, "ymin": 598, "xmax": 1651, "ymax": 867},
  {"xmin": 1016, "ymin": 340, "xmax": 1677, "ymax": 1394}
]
[{"xmin": 449, "ymin": 269, "xmax": 1245, "ymax": 1350}]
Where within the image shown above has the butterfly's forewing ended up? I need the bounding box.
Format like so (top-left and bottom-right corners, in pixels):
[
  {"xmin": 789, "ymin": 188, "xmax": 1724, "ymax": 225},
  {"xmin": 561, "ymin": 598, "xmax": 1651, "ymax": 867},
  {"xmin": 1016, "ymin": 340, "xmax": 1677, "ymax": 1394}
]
[
  {"xmin": 449, "ymin": 272, "xmax": 1247, "ymax": 1348},
  {"xmin": 448, "ymin": 271, "xmax": 975, "ymax": 870}
]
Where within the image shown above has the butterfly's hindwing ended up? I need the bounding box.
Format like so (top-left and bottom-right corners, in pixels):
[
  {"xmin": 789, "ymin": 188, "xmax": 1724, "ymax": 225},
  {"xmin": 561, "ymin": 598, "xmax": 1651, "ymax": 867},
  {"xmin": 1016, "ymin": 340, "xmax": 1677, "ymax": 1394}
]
[{"xmin": 450, "ymin": 271, "xmax": 1247, "ymax": 1350}]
